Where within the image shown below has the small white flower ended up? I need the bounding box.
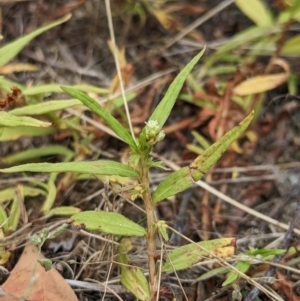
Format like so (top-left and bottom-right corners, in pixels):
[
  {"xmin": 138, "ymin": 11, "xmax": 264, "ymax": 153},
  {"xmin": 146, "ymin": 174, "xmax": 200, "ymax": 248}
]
[{"xmin": 145, "ymin": 120, "xmax": 165, "ymax": 145}]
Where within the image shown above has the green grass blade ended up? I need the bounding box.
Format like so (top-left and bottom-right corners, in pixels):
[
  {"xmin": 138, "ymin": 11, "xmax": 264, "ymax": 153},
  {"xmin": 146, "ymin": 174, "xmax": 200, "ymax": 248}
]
[
  {"xmin": 7, "ymin": 186, "xmax": 24, "ymax": 232},
  {"xmin": 149, "ymin": 48, "xmax": 205, "ymax": 129},
  {"xmin": 7, "ymin": 197, "xmax": 20, "ymax": 232},
  {"xmin": 215, "ymin": 26, "xmax": 279, "ymax": 55},
  {"xmin": 23, "ymin": 84, "xmax": 108, "ymax": 96},
  {"xmin": 48, "ymin": 206, "xmax": 81, "ymax": 216},
  {"xmin": 0, "ymin": 112, "xmax": 51, "ymax": 127},
  {"xmin": 282, "ymin": 35, "xmax": 300, "ymax": 56},
  {"xmin": 0, "ymin": 127, "xmax": 55, "ymax": 141},
  {"xmin": 0, "ymin": 14, "xmax": 71, "ymax": 67},
  {"xmin": 42, "ymin": 175, "xmax": 57, "ymax": 214},
  {"xmin": 61, "ymin": 86, "xmax": 138, "ymax": 151},
  {"xmin": 235, "ymin": 0, "xmax": 273, "ymax": 27},
  {"xmin": 0, "ymin": 160, "xmax": 139, "ymax": 178},
  {"xmin": 0, "ymin": 186, "xmax": 46, "ymax": 204},
  {"xmin": 10, "ymin": 100, "xmax": 82, "ymax": 116},
  {"xmin": 195, "ymin": 266, "xmax": 229, "ymax": 282},
  {"xmin": 222, "ymin": 261, "xmax": 251, "ymax": 287},
  {"xmin": 0, "ymin": 145, "xmax": 74, "ymax": 165},
  {"xmin": 0, "ymin": 206, "xmax": 8, "ymax": 233}
]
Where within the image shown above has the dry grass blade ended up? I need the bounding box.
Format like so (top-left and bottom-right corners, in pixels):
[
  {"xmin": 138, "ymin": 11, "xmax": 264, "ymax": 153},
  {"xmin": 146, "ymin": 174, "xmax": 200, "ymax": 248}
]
[{"xmin": 104, "ymin": 0, "xmax": 135, "ymax": 140}]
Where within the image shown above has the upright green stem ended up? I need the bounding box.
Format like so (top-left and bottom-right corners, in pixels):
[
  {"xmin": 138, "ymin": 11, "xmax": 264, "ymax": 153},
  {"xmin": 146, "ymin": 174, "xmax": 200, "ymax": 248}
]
[{"xmin": 139, "ymin": 156, "xmax": 158, "ymax": 301}]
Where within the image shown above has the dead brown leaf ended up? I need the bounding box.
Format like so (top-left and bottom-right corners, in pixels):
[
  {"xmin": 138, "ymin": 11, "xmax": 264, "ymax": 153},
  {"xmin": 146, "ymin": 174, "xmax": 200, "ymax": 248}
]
[
  {"xmin": 1, "ymin": 244, "xmax": 78, "ymax": 301},
  {"xmin": 107, "ymin": 41, "xmax": 135, "ymax": 94},
  {"xmin": 273, "ymin": 271, "xmax": 300, "ymax": 301}
]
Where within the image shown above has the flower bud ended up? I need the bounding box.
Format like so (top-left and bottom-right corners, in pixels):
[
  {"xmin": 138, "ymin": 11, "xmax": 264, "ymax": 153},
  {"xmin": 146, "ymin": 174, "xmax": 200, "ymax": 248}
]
[{"xmin": 145, "ymin": 120, "xmax": 165, "ymax": 146}]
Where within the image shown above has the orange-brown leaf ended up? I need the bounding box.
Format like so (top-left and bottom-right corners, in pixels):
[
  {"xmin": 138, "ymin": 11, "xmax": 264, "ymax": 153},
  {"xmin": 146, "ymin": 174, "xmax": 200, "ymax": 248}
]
[{"xmin": 1, "ymin": 244, "xmax": 78, "ymax": 301}]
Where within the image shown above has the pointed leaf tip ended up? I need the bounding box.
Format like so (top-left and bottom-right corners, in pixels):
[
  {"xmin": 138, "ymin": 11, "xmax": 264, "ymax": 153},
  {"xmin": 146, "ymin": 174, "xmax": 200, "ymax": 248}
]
[
  {"xmin": 153, "ymin": 111, "xmax": 254, "ymax": 203},
  {"xmin": 149, "ymin": 48, "xmax": 205, "ymax": 129},
  {"xmin": 61, "ymin": 86, "xmax": 138, "ymax": 151},
  {"xmin": 0, "ymin": 160, "xmax": 139, "ymax": 178}
]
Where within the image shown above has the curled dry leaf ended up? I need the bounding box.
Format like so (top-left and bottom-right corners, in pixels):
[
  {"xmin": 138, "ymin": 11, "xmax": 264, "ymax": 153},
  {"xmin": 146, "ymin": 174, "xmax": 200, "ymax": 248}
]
[{"xmin": 1, "ymin": 244, "xmax": 78, "ymax": 301}]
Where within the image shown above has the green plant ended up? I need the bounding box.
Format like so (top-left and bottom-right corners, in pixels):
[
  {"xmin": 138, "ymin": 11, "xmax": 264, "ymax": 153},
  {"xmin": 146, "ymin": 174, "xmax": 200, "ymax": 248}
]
[
  {"xmin": 0, "ymin": 50, "xmax": 254, "ymax": 300},
  {"xmin": 0, "ymin": 51, "xmax": 253, "ymax": 300},
  {"xmin": 1, "ymin": 3, "xmax": 298, "ymax": 299}
]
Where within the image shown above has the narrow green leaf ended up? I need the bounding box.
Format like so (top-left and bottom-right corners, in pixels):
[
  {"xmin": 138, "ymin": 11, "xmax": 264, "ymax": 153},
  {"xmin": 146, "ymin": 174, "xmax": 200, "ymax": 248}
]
[
  {"xmin": 10, "ymin": 100, "xmax": 82, "ymax": 116},
  {"xmin": 206, "ymin": 65, "xmax": 237, "ymax": 76},
  {"xmin": 191, "ymin": 130, "xmax": 211, "ymax": 149},
  {"xmin": 0, "ymin": 160, "xmax": 139, "ymax": 178},
  {"xmin": 149, "ymin": 48, "xmax": 205, "ymax": 129},
  {"xmin": 0, "ymin": 126, "xmax": 55, "ymax": 141},
  {"xmin": 42, "ymin": 176, "xmax": 57, "ymax": 214},
  {"xmin": 0, "ymin": 145, "xmax": 74, "ymax": 165},
  {"xmin": 248, "ymin": 248, "xmax": 285, "ymax": 257},
  {"xmin": 61, "ymin": 86, "xmax": 138, "ymax": 151},
  {"xmin": 278, "ymin": 1, "xmax": 300, "ymax": 23},
  {"xmin": 186, "ymin": 144, "xmax": 204, "ymax": 155},
  {"xmin": 0, "ymin": 111, "xmax": 51, "ymax": 127},
  {"xmin": 215, "ymin": 26, "xmax": 279, "ymax": 56},
  {"xmin": 195, "ymin": 266, "xmax": 230, "ymax": 282},
  {"xmin": 162, "ymin": 238, "xmax": 236, "ymax": 272},
  {"xmin": 282, "ymin": 35, "xmax": 300, "ymax": 56},
  {"xmin": 0, "ymin": 186, "xmax": 46, "ymax": 204},
  {"xmin": 0, "ymin": 14, "xmax": 71, "ymax": 67},
  {"xmin": 222, "ymin": 261, "xmax": 251, "ymax": 286},
  {"xmin": 23, "ymin": 84, "xmax": 108, "ymax": 96},
  {"xmin": 288, "ymin": 74, "xmax": 298, "ymax": 96},
  {"xmin": 48, "ymin": 206, "xmax": 81, "ymax": 216},
  {"xmin": 292, "ymin": 3, "xmax": 300, "ymax": 22},
  {"xmin": 68, "ymin": 211, "xmax": 146, "ymax": 236},
  {"xmin": 0, "ymin": 206, "xmax": 8, "ymax": 232},
  {"xmin": 109, "ymin": 91, "xmax": 137, "ymax": 110},
  {"xmin": 153, "ymin": 112, "xmax": 254, "ymax": 203},
  {"xmin": 235, "ymin": 0, "xmax": 273, "ymax": 27},
  {"xmin": 7, "ymin": 194, "xmax": 21, "ymax": 232}
]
